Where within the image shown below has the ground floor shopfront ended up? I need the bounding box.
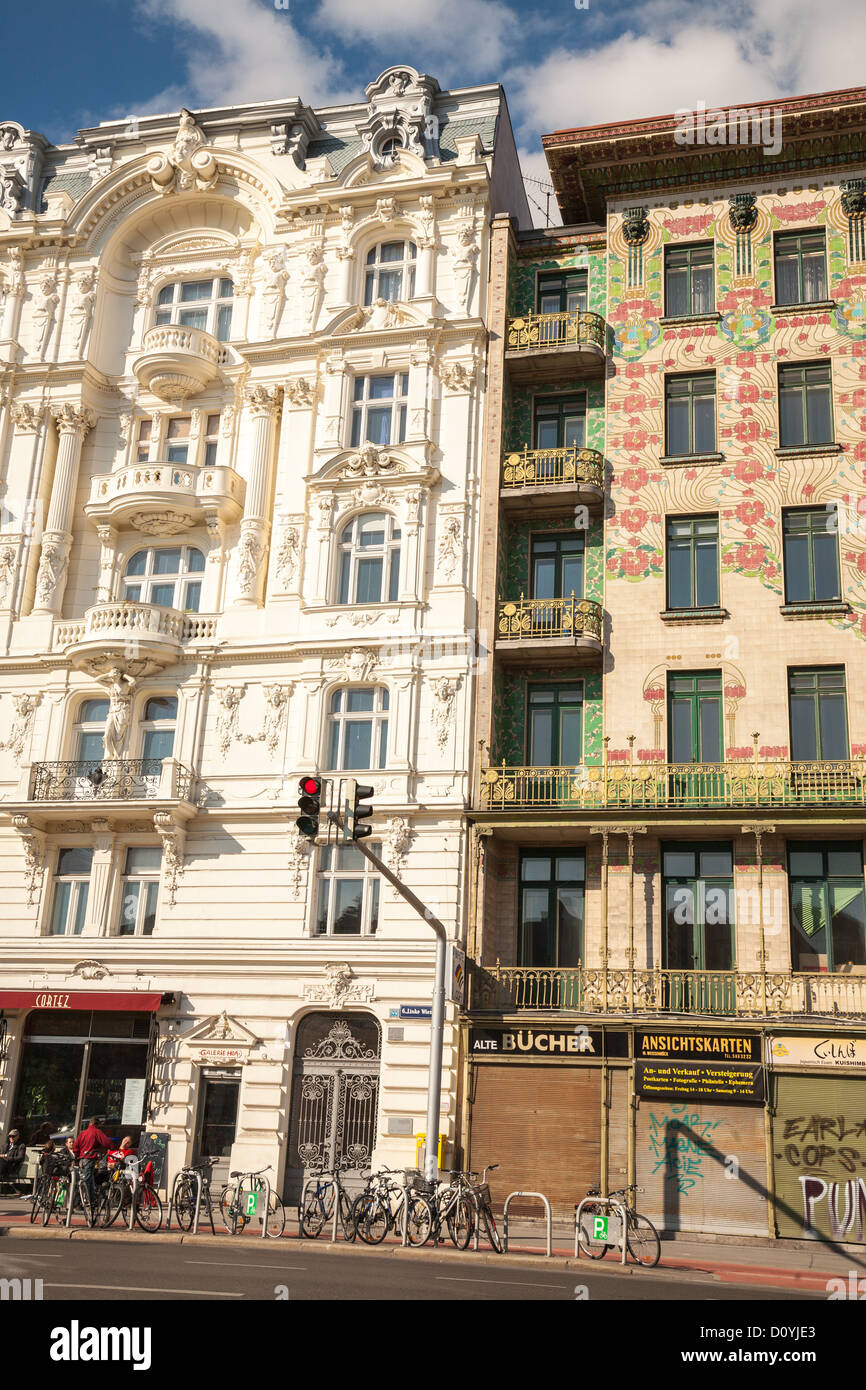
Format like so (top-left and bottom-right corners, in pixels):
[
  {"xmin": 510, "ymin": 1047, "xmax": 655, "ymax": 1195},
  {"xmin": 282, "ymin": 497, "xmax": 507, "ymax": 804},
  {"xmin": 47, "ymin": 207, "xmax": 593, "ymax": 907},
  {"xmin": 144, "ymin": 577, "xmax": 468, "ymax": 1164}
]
[{"xmin": 462, "ymin": 1021, "xmax": 866, "ymax": 1243}]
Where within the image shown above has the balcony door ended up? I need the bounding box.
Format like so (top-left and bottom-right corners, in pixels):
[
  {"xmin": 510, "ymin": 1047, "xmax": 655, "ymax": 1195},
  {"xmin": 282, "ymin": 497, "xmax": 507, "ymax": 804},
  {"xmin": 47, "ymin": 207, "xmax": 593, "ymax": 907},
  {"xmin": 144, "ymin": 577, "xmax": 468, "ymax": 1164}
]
[
  {"xmin": 75, "ymin": 699, "xmax": 108, "ymax": 763},
  {"xmin": 537, "ymin": 270, "xmax": 587, "ymax": 316},
  {"xmin": 531, "ymin": 534, "xmax": 584, "ymax": 602},
  {"xmin": 519, "ymin": 852, "xmax": 585, "ymax": 970},
  {"xmin": 527, "ymin": 684, "xmax": 583, "ymax": 768},
  {"xmin": 663, "ymin": 844, "xmax": 735, "ymax": 1012},
  {"xmin": 667, "ymin": 671, "xmax": 724, "ymax": 804},
  {"xmin": 534, "ymin": 396, "xmax": 587, "ymax": 451}
]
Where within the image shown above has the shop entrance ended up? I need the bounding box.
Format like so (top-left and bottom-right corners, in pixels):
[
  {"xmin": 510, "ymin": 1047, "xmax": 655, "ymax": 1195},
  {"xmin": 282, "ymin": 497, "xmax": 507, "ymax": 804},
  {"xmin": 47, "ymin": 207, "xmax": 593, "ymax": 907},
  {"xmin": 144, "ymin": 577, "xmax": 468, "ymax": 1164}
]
[
  {"xmin": 193, "ymin": 1070, "xmax": 241, "ymax": 1190},
  {"xmin": 284, "ymin": 1013, "xmax": 381, "ymax": 1204}
]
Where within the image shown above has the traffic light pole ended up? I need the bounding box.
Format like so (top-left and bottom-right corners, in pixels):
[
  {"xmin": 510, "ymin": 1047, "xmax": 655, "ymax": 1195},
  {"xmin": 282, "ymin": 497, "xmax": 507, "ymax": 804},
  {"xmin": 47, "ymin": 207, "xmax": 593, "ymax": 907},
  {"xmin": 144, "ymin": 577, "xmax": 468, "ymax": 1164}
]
[{"xmin": 351, "ymin": 838, "xmax": 447, "ymax": 1184}]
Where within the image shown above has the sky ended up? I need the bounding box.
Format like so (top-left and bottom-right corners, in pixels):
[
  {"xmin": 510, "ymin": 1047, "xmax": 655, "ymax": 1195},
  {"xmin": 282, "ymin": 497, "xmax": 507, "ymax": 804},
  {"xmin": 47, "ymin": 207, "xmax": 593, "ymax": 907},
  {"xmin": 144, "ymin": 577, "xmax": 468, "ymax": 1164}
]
[{"xmin": 4, "ymin": 0, "xmax": 865, "ymax": 223}]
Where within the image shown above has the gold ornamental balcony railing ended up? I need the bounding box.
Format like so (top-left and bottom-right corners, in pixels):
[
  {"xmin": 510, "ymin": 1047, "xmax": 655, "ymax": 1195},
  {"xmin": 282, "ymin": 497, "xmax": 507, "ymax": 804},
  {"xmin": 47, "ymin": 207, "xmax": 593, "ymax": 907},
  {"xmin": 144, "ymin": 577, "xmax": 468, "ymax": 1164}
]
[
  {"xmin": 497, "ymin": 595, "xmax": 603, "ymax": 644},
  {"xmin": 468, "ymin": 961, "xmax": 866, "ymax": 1020},
  {"xmin": 478, "ymin": 757, "xmax": 866, "ymax": 810},
  {"xmin": 501, "ymin": 444, "xmax": 604, "ymax": 492},
  {"xmin": 506, "ymin": 310, "xmax": 606, "ymax": 353}
]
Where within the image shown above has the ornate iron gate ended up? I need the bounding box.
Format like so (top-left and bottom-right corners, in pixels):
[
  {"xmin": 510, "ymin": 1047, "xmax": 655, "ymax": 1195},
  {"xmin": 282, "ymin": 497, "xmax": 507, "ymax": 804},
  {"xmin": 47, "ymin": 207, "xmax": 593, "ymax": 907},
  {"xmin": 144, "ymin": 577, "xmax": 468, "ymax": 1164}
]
[{"xmin": 285, "ymin": 1014, "xmax": 381, "ymax": 1201}]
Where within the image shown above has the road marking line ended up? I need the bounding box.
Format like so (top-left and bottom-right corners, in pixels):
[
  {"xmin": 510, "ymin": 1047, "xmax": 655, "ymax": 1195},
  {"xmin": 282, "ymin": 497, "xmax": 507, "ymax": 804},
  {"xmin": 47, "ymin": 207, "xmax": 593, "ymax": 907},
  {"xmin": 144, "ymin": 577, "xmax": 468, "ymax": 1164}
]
[
  {"xmin": 435, "ymin": 1276, "xmax": 573, "ymax": 1289},
  {"xmin": 184, "ymin": 1260, "xmax": 307, "ymax": 1270},
  {"xmin": 44, "ymin": 1283, "xmax": 245, "ymax": 1298}
]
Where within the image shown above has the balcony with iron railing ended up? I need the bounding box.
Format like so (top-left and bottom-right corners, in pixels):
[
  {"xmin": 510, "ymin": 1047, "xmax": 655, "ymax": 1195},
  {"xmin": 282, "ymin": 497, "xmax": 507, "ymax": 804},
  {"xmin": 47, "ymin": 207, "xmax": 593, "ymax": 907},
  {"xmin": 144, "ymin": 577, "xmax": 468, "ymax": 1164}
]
[
  {"xmin": 468, "ymin": 960, "xmax": 866, "ymax": 1021},
  {"xmin": 504, "ymin": 310, "xmax": 607, "ymax": 383},
  {"xmin": 29, "ymin": 757, "xmax": 194, "ymax": 803},
  {"xmin": 500, "ymin": 445, "xmax": 605, "ymax": 511},
  {"xmin": 478, "ymin": 747, "xmax": 866, "ymax": 813},
  {"xmin": 495, "ymin": 595, "xmax": 603, "ymax": 662}
]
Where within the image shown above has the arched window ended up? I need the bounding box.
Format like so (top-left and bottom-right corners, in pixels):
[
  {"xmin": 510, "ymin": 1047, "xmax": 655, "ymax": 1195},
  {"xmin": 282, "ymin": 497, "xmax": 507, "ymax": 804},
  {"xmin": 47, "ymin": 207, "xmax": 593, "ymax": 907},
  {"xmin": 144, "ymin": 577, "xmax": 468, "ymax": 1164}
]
[
  {"xmin": 328, "ymin": 687, "xmax": 389, "ymax": 770},
  {"xmin": 75, "ymin": 699, "xmax": 109, "ymax": 762},
  {"xmin": 123, "ymin": 546, "xmax": 205, "ymax": 611},
  {"xmin": 140, "ymin": 696, "xmax": 177, "ymax": 762},
  {"xmin": 337, "ymin": 512, "xmax": 401, "ymax": 605},
  {"xmin": 364, "ymin": 241, "xmax": 416, "ymax": 305},
  {"xmin": 154, "ymin": 277, "xmax": 233, "ymax": 341}
]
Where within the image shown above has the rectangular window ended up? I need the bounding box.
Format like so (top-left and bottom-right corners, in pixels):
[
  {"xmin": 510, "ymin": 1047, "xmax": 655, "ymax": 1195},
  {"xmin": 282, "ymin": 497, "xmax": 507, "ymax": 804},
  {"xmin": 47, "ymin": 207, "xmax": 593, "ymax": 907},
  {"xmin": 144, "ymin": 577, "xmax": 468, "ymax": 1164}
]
[
  {"xmin": 666, "ymin": 515, "xmax": 719, "ymax": 609},
  {"xmin": 315, "ymin": 844, "xmax": 380, "ymax": 936},
  {"xmin": 664, "ymin": 244, "xmax": 715, "ymax": 317},
  {"xmin": 202, "ymin": 413, "xmax": 221, "ymax": 469},
  {"xmin": 49, "ymin": 848, "xmax": 92, "ymax": 936},
  {"xmin": 527, "ymin": 684, "xmax": 583, "ymax": 766},
  {"xmin": 774, "ymin": 230, "xmax": 827, "ymax": 306},
  {"xmin": 536, "ymin": 270, "xmax": 587, "ymax": 316},
  {"xmin": 118, "ymin": 847, "xmax": 161, "ymax": 937},
  {"xmin": 788, "ymin": 842, "xmax": 866, "ymax": 971},
  {"xmin": 519, "ymin": 851, "xmax": 585, "ymax": 967},
  {"xmin": 778, "ymin": 363, "xmax": 833, "ymax": 447},
  {"xmin": 166, "ymin": 416, "xmax": 191, "ymax": 465},
  {"xmin": 533, "ymin": 394, "xmax": 587, "ymax": 451},
  {"xmin": 135, "ymin": 419, "xmax": 152, "ymax": 464},
  {"xmin": 665, "ymin": 373, "xmax": 716, "ymax": 456},
  {"xmin": 788, "ymin": 667, "xmax": 848, "ymax": 761},
  {"xmin": 663, "ymin": 843, "xmax": 734, "ymax": 972},
  {"xmin": 782, "ymin": 507, "xmax": 841, "ymax": 603},
  {"xmin": 350, "ymin": 374, "xmax": 409, "ymax": 448},
  {"xmin": 668, "ymin": 671, "xmax": 722, "ymax": 763},
  {"xmin": 530, "ymin": 533, "xmax": 584, "ymax": 601}
]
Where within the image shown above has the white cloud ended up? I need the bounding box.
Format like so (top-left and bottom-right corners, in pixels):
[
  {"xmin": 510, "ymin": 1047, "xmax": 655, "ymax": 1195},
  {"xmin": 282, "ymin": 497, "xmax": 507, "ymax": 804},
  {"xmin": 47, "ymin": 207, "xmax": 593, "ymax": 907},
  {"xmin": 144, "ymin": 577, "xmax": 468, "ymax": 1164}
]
[
  {"xmin": 131, "ymin": 0, "xmax": 353, "ymax": 112},
  {"xmin": 314, "ymin": 0, "xmax": 520, "ymax": 71}
]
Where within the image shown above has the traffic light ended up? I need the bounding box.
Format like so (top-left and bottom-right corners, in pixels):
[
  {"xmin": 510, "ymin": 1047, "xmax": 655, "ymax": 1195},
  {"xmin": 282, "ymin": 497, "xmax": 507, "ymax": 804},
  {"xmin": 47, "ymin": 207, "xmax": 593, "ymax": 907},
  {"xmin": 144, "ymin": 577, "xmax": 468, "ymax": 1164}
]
[
  {"xmin": 342, "ymin": 778, "xmax": 374, "ymax": 843},
  {"xmin": 296, "ymin": 776, "xmax": 323, "ymax": 840}
]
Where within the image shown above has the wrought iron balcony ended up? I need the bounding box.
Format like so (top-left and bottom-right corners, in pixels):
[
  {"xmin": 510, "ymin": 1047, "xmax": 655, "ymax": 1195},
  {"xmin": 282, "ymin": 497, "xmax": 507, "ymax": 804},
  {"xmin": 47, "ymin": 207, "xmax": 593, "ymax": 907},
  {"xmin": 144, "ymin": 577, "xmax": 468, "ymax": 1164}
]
[
  {"xmin": 478, "ymin": 757, "xmax": 866, "ymax": 811},
  {"xmin": 30, "ymin": 758, "xmax": 194, "ymax": 803},
  {"xmin": 496, "ymin": 596, "xmax": 603, "ymax": 662},
  {"xmin": 468, "ymin": 961, "xmax": 866, "ymax": 1021},
  {"xmin": 501, "ymin": 444, "xmax": 604, "ymax": 503},
  {"xmin": 131, "ymin": 325, "xmax": 229, "ymax": 403},
  {"xmin": 504, "ymin": 311, "xmax": 606, "ymax": 382}
]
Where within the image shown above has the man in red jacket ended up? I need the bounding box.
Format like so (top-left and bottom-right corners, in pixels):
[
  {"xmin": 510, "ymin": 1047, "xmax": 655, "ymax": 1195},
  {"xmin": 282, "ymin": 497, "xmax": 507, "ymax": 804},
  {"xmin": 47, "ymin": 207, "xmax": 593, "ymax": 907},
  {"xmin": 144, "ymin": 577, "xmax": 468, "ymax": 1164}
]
[{"xmin": 72, "ymin": 1117, "xmax": 114, "ymax": 1213}]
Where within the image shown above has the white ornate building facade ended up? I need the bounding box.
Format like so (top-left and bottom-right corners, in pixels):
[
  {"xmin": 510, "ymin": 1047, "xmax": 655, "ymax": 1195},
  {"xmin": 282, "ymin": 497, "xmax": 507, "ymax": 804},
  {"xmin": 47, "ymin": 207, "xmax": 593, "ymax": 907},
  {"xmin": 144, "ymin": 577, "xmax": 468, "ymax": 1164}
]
[{"xmin": 0, "ymin": 69, "xmax": 529, "ymax": 1195}]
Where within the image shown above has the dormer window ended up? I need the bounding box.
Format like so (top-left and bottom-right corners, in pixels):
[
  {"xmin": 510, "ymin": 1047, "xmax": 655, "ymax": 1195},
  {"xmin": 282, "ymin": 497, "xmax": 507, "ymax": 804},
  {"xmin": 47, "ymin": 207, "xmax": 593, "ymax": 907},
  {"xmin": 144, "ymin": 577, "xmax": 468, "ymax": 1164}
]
[
  {"xmin": 364, "ymin": 242, "xmax": 416, "ymax": 305},
  {"xmin": 155, "ymin": 277, "xmax": 233, "ymax": 341}
]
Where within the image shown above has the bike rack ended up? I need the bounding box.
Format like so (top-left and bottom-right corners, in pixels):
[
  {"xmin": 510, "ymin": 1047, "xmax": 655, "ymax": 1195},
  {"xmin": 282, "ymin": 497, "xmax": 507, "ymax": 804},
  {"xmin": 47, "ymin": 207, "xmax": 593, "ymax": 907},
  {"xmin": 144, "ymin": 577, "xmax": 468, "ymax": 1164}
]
[
  {"xmin": 258, "ymin": 1172, "xmax": 272, "ymax": 1238},
  {"xmin": 167, "ymin": 1169, "xmax": 213, "ymax": 1236},
  {"xmin": 502, "ymin": 1191, "xmax": 552, "ymax": 1257},
  {"xmin": 65, "ymin": 1168, "xmax": 76, "ymax": 1228},
  {"xmin": 574, "ymin": 1196, "xmax": 628, "ymax": 1266},
  {"xmin": 298, "ymin": 1175, "xmax": 318, "ymax": 1238}
]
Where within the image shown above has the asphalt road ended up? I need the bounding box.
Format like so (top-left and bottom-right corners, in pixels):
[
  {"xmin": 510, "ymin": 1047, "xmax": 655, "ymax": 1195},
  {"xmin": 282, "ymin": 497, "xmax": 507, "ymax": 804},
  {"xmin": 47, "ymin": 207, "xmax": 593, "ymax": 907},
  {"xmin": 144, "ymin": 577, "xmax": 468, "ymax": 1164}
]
[{"xmin": 0, "ymin": 1236, "xmax": 823, "ymax": 1301}]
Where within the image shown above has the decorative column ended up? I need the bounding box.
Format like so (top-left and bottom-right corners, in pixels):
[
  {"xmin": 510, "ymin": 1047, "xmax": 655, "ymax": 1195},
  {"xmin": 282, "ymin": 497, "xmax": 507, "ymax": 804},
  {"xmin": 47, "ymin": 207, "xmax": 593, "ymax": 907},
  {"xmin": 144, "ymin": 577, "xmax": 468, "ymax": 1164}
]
[
  {"xmin": 625, "ymin": 821, "xmax": 647, "ymax": 1013},
  {"xmin": 33, "ymin": 402, "xmax": 95, "ymax": 614},
  {"xmin": 1, "ymin": 248, "xmax": 25, "ymax": 343},
  {"xmin": 234, "ymin": 384, "xmax": 282, "ymax": 607},
  {"xmin": 95, "ymin": 524, "xmax": 117, "ymax": 603},
  {"xmin": 742, "ymin": 821, "xmax": 776, "ymax": 1017}
]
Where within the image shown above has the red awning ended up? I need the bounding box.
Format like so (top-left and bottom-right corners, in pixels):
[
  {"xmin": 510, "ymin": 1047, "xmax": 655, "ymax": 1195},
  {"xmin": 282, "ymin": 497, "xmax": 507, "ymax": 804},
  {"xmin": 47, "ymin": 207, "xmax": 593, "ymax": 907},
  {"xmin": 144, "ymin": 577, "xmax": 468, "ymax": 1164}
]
[{"xmin": 0, "ymin": 991, "xmax": 163, "ymax": 1012}]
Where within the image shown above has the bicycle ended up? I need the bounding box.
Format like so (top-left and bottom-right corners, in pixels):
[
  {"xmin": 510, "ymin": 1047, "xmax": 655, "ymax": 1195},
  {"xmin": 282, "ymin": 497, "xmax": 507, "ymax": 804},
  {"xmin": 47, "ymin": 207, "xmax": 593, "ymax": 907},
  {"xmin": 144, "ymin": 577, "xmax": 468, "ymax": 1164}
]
[
  {"xmin": 577, "ymin": 1182, "xmax": 661, "ymax": 1267},
  {"xmin": 219, "ymin": 1165, "xmax": 285, "ymax": 1237},
  {"xmin": 172, "ymin": 1164, "xmax": 215, "ymax": 1232},
  {"xmin": 300, "ymin": 1165, "xmax": 359, "ymax": 1242},
  {"xmin": 98, "ymin": 1158, "xmax": 164, "ymax": 1233},
  {"xmin": 350, "ymin": 1168, "xmax": 431, "ymax": 1247},
  {"xmin": 424, "ymin": 1170, "xmax": 477, "ymax": 1250},
  {"xmin": 465, "ymin": 1165, "xmax": 502, "ymax": 1254}
]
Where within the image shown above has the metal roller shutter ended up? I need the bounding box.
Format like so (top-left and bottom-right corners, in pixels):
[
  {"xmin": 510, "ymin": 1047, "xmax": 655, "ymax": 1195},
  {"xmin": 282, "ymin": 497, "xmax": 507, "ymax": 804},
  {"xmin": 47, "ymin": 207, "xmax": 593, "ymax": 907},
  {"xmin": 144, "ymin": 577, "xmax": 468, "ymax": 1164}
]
[
  {"xmin": 469, "ymin": 1063, "xmax": 601, "ymax": 1214},
  {"xmin": 636, "ymin": 1099, "xmax": 768, "ymax": 1235},
  {"xmin": 772, "ymin": 1074, "xmax": 866, "ymax": 1243}
]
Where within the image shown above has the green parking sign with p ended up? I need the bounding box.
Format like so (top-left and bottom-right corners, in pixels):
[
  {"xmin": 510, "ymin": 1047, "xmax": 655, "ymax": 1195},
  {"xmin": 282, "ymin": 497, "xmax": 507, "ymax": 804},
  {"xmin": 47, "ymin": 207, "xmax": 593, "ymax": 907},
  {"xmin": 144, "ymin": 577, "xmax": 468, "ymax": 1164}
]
[
  {"xmin": 592, "ymin": 1214, "xmax": 609, "ymax": 1241},
  {"xmin": 245, "ymin": 1191, "xmax": 258, "ymax": 1217}
]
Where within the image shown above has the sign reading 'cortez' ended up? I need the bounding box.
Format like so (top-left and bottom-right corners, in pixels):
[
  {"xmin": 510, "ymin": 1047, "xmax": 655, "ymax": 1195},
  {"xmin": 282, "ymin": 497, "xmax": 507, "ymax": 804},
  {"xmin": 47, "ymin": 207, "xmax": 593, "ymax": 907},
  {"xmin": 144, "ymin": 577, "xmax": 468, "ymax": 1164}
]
[
  {"xmin": 767, "ymin": 1035, "xmax": 866, "ymax": 1068},
  {"xmin": 637, "ymin": 1030, "xmax": 760, "ymax": 1062}
]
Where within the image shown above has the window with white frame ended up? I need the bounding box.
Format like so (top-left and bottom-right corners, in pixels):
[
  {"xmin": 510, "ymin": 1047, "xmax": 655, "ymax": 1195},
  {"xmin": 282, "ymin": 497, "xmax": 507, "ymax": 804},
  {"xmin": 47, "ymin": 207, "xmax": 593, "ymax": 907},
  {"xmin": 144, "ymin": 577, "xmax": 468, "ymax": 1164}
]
[
  {"xmin": 49, "ymin": 848, "xmax": 92, "ymax": 936},
  {"xmin": 315, "ymin": 843, "xmax": 380, "ymax": 935},
  {"xmin": 135, "ymin": 418, "xmax": 152, "ymax": 463},
  {"xmin": 140, "ymin": 696, "xmax": 177, "ymax": 763},
  {"xmin": 154, "ymin": 278, "xmax": 233, "ymax": 341},
  {"xmin": 123, "ymin": 546, "xmax": 205, "ymax": 611},
  {"xmin": 328, "ymin": 687, "xmax": 389, "ymax": 770},
  {"xmin": 165, "ymin": 416, "xmax": 191, "ymax": 463},
  {"xmin": 202, "ymin": 412, "xmax": 220, "ymax": 468},
  {"xmin": 117, "ymin": 846, "xmax": 161, "ymax": 936},
  {"xmin": 350, "ymin": 374, "xmax": 408, "ymax": 448},
  {"xmin": 364, "ymin": 242, "xmax": 417, "ymax": 305},
  {"xmin": 337, "ymin": 512, "xmax": 401, "ymax": 605},
  {"xmin": 75, "ymin": 699, "xmax": 109, "ymax": 762}
]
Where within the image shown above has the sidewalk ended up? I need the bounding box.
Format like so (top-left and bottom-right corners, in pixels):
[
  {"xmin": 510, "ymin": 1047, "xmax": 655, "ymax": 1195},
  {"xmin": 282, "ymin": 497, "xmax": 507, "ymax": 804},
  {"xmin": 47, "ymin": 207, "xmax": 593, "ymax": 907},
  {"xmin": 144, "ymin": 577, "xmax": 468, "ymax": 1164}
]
[{"xmin": 3, "ymin": 1194, "xmax": 863, "ymax": 1292}]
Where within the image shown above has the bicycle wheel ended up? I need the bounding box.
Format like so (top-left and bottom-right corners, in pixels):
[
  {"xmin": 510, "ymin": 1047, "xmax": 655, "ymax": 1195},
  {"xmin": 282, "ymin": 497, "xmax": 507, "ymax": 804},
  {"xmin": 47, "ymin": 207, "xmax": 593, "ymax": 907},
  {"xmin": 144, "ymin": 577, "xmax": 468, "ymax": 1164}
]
[
  {"xmin": 480, "ymin": 1201, "xmax": 503, "ymax": 1254},
  {"xmin": 338, "ymin": 1189, "xmax": 357, "ymax": 1243},
  {"xmin": 300, "ymin": 1182, "xmax": 329, "ymax": 1238},
  {"xmin": 134, "ymin": 1186, "xmax": 164, "ymax": 1233},
  {"xmin": 406, "ymin": 1194, "xmax": 433, "ymax": 1247},
  {"xmin": 266, "ymin": 1192, "xmax": 286, "ymax": 1238},
  {"xmin": 174, "ymin": 1177, "xmax": 196, "ymax": 1231},
  {"xmin": 576, "ymin": 1202, "xmax": 610, "ymax": 1259},
  {"xmin": 352, "ymin": 1192, "xmax": 388, "ymax": 1245},
  {"xmin": 41, "ymin": 1181, "xmax": 55, "ymax": 1226},
  {"xmin": 219, "ymin": 1184, "xmax": 245, "ymax": 1235},
  {"xmin": 626, "ymin": 1211, "xmax": 661, "ymax": 1268},
  {"xmin": 30, "ymin": 1178, "xmax": 45, "ymax": 1224},
  {"xmin": 103, "ymin": 1181, "xmax": 126, "ymax": 1228},
  {"xmin": 446, "ymin": 1195, "xmax": 473, "ymax": 1251}
]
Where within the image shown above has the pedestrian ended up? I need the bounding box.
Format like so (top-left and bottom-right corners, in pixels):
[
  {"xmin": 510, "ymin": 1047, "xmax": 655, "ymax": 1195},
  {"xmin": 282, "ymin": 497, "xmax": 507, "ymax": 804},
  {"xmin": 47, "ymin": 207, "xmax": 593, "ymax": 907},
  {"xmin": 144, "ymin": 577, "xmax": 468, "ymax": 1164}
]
[
  {"xmin": 0, "ymin": 1128, "xmax": 25, "ymax": 1181},
  {"xmin": 72, "ymin": 1117, "xmax": 114, "ymax": 1210}
]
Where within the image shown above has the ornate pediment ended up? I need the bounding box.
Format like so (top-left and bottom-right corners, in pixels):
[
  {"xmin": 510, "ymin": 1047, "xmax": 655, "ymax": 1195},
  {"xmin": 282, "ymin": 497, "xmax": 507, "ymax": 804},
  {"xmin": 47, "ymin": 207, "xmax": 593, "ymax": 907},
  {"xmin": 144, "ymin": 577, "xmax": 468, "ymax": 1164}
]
[
  {"xmin": 302, "ymin": 963, "xmax": 375, "ymax": 1009},
  {"xmin": 182, "ymin": 1010, "xmax": 259, "ymax": 1066},
  {"xmin": 356, "ymin": 66, "xmax": 441, "ymax": 168},
  {"xmin": 147, "ymin": 109, "xmax": 218, "ymax": 196},
  {"xmin": 309, "ymin": 445, "xmax": 438, "ymax": 491}
]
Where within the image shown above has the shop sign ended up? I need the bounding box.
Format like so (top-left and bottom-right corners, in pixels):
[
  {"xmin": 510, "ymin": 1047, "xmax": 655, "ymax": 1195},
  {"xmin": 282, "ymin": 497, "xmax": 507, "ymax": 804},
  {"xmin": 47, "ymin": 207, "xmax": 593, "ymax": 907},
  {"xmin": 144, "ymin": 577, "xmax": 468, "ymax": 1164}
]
[
  {"xmin": 121, "ymin": 1078, "xmax": 147, "ymax": 1126},
  {"xmin": 470, "ymin": 1027, "xmax": 605, "ymax": 1057},
  {"xmin": 189, "ymin": 1046, "xmax": 246, "ymax": 1065},
  {"xmin": 768, "ymin": 1036, "xmax": 866, "ymax": 1069},
  {"xmin": 0, "ymin": 990, "xmax": 162, "ymax": 1012},
  {"xmin": 636, "ymin": 1059, "xmax": 764, "ymax": 1103},
  {"xmin": 637, "ymin": 1030, "xmax": 760, "ymax": 1062}
]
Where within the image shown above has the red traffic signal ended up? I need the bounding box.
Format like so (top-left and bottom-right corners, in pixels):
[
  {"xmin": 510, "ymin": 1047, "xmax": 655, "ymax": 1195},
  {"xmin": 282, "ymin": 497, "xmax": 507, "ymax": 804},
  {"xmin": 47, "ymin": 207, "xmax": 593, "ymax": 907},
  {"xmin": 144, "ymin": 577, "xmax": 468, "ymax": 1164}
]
[
  {"xmin": 297, "ymin": 776, "xmax": 324, "ymax": 840},
  {"xmin": 300, "ymin": 777, "xmax": 321, "ymax": 797}
]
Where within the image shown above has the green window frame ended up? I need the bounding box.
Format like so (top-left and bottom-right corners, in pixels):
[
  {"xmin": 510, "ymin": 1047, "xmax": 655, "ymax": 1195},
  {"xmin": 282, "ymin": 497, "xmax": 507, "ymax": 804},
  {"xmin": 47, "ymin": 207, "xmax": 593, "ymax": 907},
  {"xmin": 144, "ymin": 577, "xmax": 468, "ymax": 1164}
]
[
  {"xmin": 666, "ymin": 515, "xmax": 719, "ymax": 609},
  {"xmin": 532, "ymin": 394, "xmax": 587, "ymax": 451},
  {"xmin": 662, "ymin": 842, "xmax": 735, "ymax": 972},
  {"xmin": 530, "ymin": 533, "xmax": 584, "ymax": 601},
  {"xmin": 778, "ymin": 362, "xmax": 833, "ymax": 448},
  {"xmin": 664, "ymin": 243, "xmax": 714, "ymax": 317},
  {"xmin": 788, "ymin": 667, "xmax": 848, "ymax": 762},
  {"xmin": 788, "ymin": 842, "xmax": 866, "ymax": 971},
  {"xmin": 774, "ymin": 230, "xmax": 827, "ymax": 306},
  {"xmin": 536, "ymin": 269, "xmax": 587, "ymax": 315},
  {"xmin": 667, "ymin": 671, "xmax": 723, "ymax": 764},
  {"xmin": 526, "ymin": 683, "xmax": 583, "ymax": 767},
  {"xmin": 782, "ymin": 506, "xmax": 841, "ymax": 604},
  {"xmin": 518, "ymin": 851, "xmax": 585, "ymax": 968},
  {"xmin": 665, "ymin": 373, "xmax": 716, "ymax": 456}
]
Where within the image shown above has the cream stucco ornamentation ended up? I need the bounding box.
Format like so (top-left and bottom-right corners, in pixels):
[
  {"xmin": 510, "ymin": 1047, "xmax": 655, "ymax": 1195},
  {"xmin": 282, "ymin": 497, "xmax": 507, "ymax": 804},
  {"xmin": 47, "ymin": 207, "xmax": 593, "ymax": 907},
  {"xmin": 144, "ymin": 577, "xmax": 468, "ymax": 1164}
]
[
  {"xmin": 236, "ymin": 530, "xmax": 264, "ymax": 598},
  {"xmin": 71, "ymin": 960, "xmax": 111, "ymax": 981},
  {"xmin": 154, "ymin": 811, "xmax": 186, "ymax": 907},
  {"xmin": 129, "ymin": 509, "xmax": 196, "ymax": 536},
  {"xmin": 326, "ymin": 647, "xmax": 379, "ymax": 683},
  {"xmin": 341, "ymin": 443, "xmax": 396, "ymax": 479},
  {"xmin": 34, "ymin": 541, "xmax": 66, "ymax": 609},
  {"xmin": 10, "ymin": 402, "xmax": 42, "ymax": 432},
  {"xmin": 438, "ymin": 360, "xmax": 474, "ymax": 392},
  {"xmin": 375, "ymin": 197, "xmax": 396, "ymax": 224},
  {"xmin": 431, "ymin": 676, "xmax": 461, "ymax": 751},
  {"xmin": 275, "ymin": 525, "xmax": 300, "ymax": 587},
  {"xmin": 216, "ymin": 685, "xmax": 245, "ymax": 758},
  {"xmin": 385, "ymin": 815, "xmax": 413, "ymax": 873},
  {"xmin": 99, "ymin": 668, "xmax": 136, "ymax": 759},
  {"xmin": 147, "ymin": 108, "xmax": 217, "ymax": 195},
  {"xmin": 302, "ymin": 963, "xmax": 374, "ymax": 1008},
  {"xmin": 0, "ymin": 691, "xmax": 40, "ymax": 764},
  {"xmin": 452, "ymin": 223, "xmax": 478, "ymax": 313},
  {"xmin": 363, "ymin": 297, "xmax": 411, "ymax": 330},
  {"xmin": 436, "ymin": 515, "xmax": 463, "ymax": 581},
  {"xmin": 12, "ymin": 815, "xmax": 45, "ymax": 906},
  {"xmin": 261, "ymin": 248, "xmax": 289, "ymax": 339},
  {"xmin": 284, "ymin": 377, "xmax": 314, "ymax": 408},
  {"xmin": 69, "ymin": 268, "xmax": 97, "ymax": 356},
  {"xmin": 287, "ymin": 824, "xmax": 311, "ymax": 899},
  {"xmin": 299, "ymin": 244, "xmax": 326, "ymax": 329},
  {"xmin": 0, "ymin": 545, "xmax": 17, "ymax": 607},
  {"xmin": 33, "ymin": 274, "xmax": 59, "ymax": 359}
]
